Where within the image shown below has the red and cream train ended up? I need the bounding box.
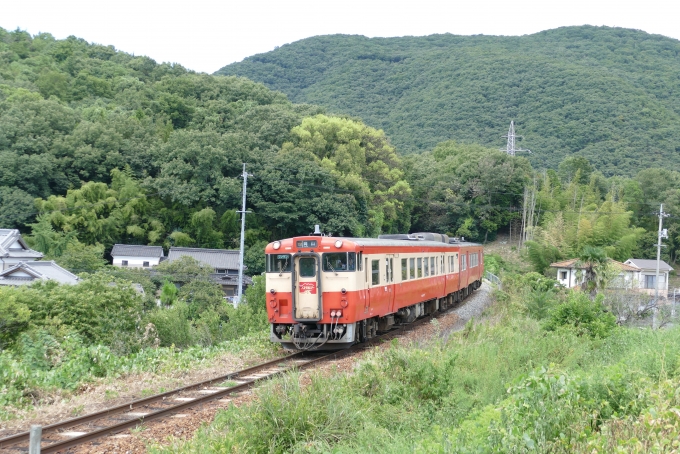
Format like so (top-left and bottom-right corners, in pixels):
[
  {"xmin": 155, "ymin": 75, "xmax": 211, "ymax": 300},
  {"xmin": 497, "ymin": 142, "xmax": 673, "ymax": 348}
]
[{"xmin": 264, "ymin": 230, "xmax": 483, "ymax": 350}]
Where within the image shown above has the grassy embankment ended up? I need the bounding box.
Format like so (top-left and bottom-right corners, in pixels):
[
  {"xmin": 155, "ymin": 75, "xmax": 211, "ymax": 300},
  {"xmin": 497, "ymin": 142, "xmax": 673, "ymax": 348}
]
[{"xmin": 154, "ymin": 270, "xmax": 680, "ymax": 453}]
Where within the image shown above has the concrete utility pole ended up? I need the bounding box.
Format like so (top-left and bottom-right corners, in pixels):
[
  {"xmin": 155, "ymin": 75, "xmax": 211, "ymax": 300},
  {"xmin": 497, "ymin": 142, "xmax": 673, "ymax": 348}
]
[
  {"xmin": 236, "ymin": 163, "xmax": 253, "ymax": 306},
  {"xmin": 501, "ymin": 121, "xmax": 531, "ymax": 157},
  {"xmin": 653, "ymin": 204, "xmax": 669, "ymax": 329}
]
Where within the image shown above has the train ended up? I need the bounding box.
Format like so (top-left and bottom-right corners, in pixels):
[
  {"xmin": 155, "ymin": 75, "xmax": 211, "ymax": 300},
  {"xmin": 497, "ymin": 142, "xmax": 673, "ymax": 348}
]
[{"xmin": 264, "ymin": 228, "xmax": 484, "ymax": 350}]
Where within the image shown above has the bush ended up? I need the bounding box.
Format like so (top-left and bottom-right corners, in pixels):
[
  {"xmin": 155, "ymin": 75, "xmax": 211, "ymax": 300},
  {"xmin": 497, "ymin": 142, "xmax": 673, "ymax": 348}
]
[
  {"xmin": 146, "ymin": 302, "xmax": 194, "ymax": 348},
  {"xmin": 545, "ymin": 291, "xmax": 616, "ymax": 338}
]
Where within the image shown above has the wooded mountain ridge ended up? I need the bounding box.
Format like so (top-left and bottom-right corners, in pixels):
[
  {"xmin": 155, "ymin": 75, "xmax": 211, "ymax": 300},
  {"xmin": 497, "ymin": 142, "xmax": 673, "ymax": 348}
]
[{"xmin": 217, "ymin": 26, "xmax": 680, "ymax": 176}]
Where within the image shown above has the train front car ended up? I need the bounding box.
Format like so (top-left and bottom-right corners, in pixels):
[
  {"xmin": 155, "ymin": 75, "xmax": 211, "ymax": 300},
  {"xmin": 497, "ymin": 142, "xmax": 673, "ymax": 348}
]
[{"xmin": 265, "ymin": 235, "xmax": 361, "ymax": 350}]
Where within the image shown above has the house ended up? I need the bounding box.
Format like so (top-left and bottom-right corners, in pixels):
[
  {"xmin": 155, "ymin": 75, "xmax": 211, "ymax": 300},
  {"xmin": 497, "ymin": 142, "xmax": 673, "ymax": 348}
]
[
  {"xmin": 0, "ymin": 229, "xmax": 43, "ymax": 271},
  {"xmin": 0, "ymin": 261, "xmax": 79, "ymax": 286},
  {"xmin": 623, "ymin": 259, "xmax": 674, "ymax": 295},
  {"xmin": 111, "ymin": 244, "xmax": 165, "ymax": 268},
  {"xmin": 550, "ymin": 258, "xmax": 640, "ymax": 290},
  {"xmin": 167, "ymin": 247, "xmax": 252, "ymax": 298}
]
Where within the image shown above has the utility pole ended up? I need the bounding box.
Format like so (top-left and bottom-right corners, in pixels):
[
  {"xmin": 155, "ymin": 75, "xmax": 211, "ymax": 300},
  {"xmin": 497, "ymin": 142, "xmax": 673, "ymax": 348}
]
[
  {"xmin": 653, "ymin": 204, "xmax": 669, "ymax": 329},
  {"xmin": 501, "ymin": 121, "xmax": 531, "ymax": 157},
  {"xmin": 236, "ymin": 163, "xmax": 253, "ymax": 306}
]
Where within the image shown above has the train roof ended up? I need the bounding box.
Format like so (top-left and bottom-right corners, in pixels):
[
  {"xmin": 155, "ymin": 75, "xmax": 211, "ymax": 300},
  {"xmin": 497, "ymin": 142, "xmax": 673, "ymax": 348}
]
[{"xmin": 335, "ymin": 237, "xmax": 482, "ymax": 248}]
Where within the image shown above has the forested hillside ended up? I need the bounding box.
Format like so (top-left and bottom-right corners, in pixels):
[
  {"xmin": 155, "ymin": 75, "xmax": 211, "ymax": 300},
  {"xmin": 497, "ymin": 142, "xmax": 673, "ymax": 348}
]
[
  {"xmin": 0, "ymin": 28, "xmax": 420, "ymax": 271},
  {"xmin": 217, "ymin": 26, "xmax": 680, "ymax": 176}
]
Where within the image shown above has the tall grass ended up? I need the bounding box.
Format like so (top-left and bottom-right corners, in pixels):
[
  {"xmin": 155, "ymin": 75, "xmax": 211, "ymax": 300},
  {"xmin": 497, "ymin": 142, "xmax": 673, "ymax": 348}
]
[{"xmin": 154, "ymin": 312, "xmax": 680, "ymax": 453}]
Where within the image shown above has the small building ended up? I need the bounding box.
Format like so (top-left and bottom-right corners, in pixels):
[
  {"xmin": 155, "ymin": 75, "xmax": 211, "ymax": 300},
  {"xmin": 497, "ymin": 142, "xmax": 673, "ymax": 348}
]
[
  {"xmin": 0, "ymin": 229, "xmax": 43, "ymax": 271},
  {"xmin": 0, "ymin": 261, "xmax": 80, "ymax": 286},
  {"xmin": 111, "ymin": 244, "xmax": 165, "ymax": 268},
  {"xmin": 623, "ymin": 259, "xmax": 674, "ymax": 295},
  {"xmin": 167, "ymin": 247, "xmax": 251, "ymax": 298},
  {"xmin": 550, "ymin": 258, "xmax": 640, "ymax": 290}
]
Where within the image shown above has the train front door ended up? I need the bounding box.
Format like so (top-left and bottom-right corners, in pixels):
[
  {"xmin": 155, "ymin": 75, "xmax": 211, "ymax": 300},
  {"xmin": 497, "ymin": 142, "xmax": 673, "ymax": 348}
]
[{"xmin": 293, "ymin": 255, "xmax": 321, "ymax": 320}]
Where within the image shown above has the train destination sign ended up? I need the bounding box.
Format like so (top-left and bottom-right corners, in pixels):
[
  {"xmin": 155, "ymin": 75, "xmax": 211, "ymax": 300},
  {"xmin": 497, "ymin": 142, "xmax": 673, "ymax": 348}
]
[{"xmin": 296, "ymin": 240, "xmax": 318, "ymax": 248}]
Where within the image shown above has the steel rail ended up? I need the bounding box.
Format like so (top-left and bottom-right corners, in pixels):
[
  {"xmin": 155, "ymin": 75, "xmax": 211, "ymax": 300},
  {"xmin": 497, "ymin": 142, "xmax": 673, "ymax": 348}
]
[
  {"xmin": 0, "ymin": 351, "xmax": 307, "ymax": 450},
  {"xmin": 1, "ymin": 287, "xmax": 477, "ymax": 453}
]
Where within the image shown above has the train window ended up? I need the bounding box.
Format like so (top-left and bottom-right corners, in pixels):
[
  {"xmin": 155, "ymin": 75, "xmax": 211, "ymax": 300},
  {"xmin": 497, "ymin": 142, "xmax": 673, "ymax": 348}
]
[
  {"xmin": 401, "ymin": 258, "xmax": 408, "ymax": 280},
  {"xmin": 441, "ymin": 256, "xmax": 444, "ymax": 273},
  {"xmin": 409, "ymin": 258, "xmax": 415, "ymax": 279},
  {"xmin": 372, "ymin": 260, "xmax": 380, "ymax": 285},
  {"xmin": 322, "ymin": 252, "xmax": 356, "ymax": 272},
  {"xmin": 461, "ymin": 254, "xmax": 467, "ymax": 271},
  {"xmin": 431, "ymin": 257, "xmax": 436, "ymax": 275},
  {"xmin": 387, "ymin": 258, "xmax": 394, "ymax": 282},
  {"xmin": 267, "ymin": 254, "xmax": 292, "ymax": 273},
  {"xmin": 417, "ymin": 258, "xmax": 422, "ymax": 278},
  {"xmin": 299, "ymin": 257, "xmax": 316, "ymax": 277},
  {"xmin": 358, "ymin": 252, "xmax": 363, "ymax": 271},
  {"xmin": 424, "ymin": 257, "xmax": 429, "ymax": 277}
]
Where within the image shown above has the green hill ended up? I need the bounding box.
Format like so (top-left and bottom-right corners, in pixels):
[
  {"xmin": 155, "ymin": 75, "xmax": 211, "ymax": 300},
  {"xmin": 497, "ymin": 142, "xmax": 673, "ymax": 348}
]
[{"xmin": 216, "ymin": 26, "xmax": 680, "ymax": 175}]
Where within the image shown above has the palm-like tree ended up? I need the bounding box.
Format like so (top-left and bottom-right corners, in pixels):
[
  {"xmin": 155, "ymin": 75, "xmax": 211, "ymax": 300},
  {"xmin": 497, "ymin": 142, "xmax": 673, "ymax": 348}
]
[{"xmin": 576, "ymin": 246, "xmax": 609, "ymax": 297}]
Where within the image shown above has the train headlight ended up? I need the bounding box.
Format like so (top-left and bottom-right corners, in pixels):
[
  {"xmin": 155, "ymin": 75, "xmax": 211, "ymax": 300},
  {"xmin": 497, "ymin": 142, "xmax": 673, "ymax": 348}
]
[
  {"xmin": 334, "ymin": 240, "xmax": 343, "ymax": 248},
  {"xmin": 273, "ymin": 241, "xmax": 281, "ymax": 250}
]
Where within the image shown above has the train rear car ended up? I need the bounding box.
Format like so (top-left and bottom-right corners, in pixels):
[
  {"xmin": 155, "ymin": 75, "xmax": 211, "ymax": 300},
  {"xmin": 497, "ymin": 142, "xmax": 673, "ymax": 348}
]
[{"xmin": 265, "ymin": 230, "xmax": 482, "ymax": 350}]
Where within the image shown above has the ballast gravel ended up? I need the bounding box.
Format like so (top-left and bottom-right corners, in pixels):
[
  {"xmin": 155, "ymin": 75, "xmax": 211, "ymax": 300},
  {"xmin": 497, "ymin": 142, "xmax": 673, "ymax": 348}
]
[{"xmin": 69, "ymin": 281, "xmax": 496, "ymax": 454}]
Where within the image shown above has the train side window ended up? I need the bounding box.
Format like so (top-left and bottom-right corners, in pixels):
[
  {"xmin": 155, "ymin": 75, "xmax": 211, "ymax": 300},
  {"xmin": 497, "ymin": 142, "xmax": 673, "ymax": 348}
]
[
  {"xmin": 385, "ymin": 258, "xmax": 393, "ymax": 283},
  {"xmin": 431, "ymin": 257, "xmax": 435, "ymax": 275},
  {"xmin": 461, "ymin": 254, "xmax": 467, "ymax": 271},
  {"xmin": 365, "ymin": 258, "xmax": 369, "ymax": 283},
  {"xmin": 401, "ymin": 258, "xmax": 408, "ymax": 280},
  {"xmin": 358, "ymin": 252, "xmax": 363, "ymax": 271},
  {"xmin": 424, "ymin": 257, "xmax": 429, "ymax": 277},
  {"xmin": 409, "ymin": 258, "xmax": 415, "ymax": 279},
  {"xmin": 372, "ymin": 260, "xmax": 380, "ymax": 285},
  {"xmin": 441, "ymin": 256, "xmax": 444, "ymax": 273},
  {"xmin": 389, "ymin": 258, "xmax": 394, "ymax": 282},
  {"xmin": 417, "ymin": 258, "xmax": 422, "ymax": 278}
]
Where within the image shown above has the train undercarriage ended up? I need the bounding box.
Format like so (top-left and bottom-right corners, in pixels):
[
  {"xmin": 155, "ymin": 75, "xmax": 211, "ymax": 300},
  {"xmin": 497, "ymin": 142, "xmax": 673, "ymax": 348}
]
[{"xmin": 271, "ymin": 279, "xmax": 482, "ymax": 351}]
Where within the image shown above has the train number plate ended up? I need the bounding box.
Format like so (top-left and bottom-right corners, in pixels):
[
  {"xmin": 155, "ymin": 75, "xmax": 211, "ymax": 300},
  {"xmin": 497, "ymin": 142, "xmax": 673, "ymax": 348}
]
[{"xmin": 299, "ymin": 282, "xmax": 317, "ymax": 294}]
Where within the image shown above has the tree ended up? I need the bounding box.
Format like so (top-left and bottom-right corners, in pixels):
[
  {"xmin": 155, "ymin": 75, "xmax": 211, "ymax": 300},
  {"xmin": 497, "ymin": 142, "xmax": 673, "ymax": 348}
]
[{"xmin": 575, "ymin": 246, "xmax": 609, "ymax": 297}]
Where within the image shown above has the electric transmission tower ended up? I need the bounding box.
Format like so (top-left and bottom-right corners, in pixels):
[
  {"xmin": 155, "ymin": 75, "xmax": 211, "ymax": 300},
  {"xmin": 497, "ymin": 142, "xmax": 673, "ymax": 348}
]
[{"xmin": 501, "ymin": 121, "xmax": 531, "ymax": 156}]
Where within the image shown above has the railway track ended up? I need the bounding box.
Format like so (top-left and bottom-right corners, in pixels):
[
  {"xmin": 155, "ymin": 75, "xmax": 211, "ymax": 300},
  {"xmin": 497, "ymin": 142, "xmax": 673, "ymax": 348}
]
[{"xmin": 0, "ymin": 302, "xmax": 460, "ymax": 453}]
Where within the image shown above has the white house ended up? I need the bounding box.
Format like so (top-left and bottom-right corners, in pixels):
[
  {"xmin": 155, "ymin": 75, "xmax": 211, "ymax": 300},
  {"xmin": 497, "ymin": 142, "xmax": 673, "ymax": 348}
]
[
  {"xmin": 0, "ymin": 229, "xmax": 43, "ymax": 270},
  {"xmin": 550, "ymin": 258, "xmax": 640, "ymax": 289},
  {"xmin": 623, "ymin": 259, "xmax": 674, "ymax": 295},
  {"xmin": 0, "ymin": 261, "xmax": 80, "ymax": 286},
  {"xmin": 111, "ymin": 244, "xmax": 164, "ymax": 268}
]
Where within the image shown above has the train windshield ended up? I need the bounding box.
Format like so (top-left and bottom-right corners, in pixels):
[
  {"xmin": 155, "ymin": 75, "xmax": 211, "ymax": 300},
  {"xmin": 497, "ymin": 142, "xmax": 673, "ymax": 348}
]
[
  {"xmin": 322, "ymin": 252, "xmax": 356, "ymax": 272},
  {"xmin": 266, "ymin": 254, "xmax": 292, "ymax": 273}
]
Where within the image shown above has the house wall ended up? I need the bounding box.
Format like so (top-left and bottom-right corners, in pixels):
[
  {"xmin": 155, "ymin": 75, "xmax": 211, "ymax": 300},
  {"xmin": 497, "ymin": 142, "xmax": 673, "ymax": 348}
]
[
  {"xmin": 635, "ymin": 271, "xmax": 669, "ymax": 295},
  {"xmin": 112, "ymin": 256, "xmax": 162, "ymax": 268}
]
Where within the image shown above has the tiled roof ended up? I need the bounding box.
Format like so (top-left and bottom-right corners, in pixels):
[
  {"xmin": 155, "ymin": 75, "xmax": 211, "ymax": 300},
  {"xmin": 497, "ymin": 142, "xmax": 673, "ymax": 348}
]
[
  {"xmin": 0, "ymin": 261, "xmax": 79, "ymax": 286},
  {"xmin": 625, "ymin": 259, "xmax": 674, "ymax": 272},
  {"xmin": 168, "ymin": 247, "xmax": 240, "ymax": 270},
  {"xmin": 211, "ymin": 274, "xmax": 254, "ymax": 286},
  {"xmin": 111, "ymin": 244, "xmax": 164, "ymax": 258},
  {"xmin": 0, "ymin": 229, "xmax": 43, "ymax": 259},
  {"xmin": 550, "ymin": 258, "xmax": 640, "ymax": 272}
]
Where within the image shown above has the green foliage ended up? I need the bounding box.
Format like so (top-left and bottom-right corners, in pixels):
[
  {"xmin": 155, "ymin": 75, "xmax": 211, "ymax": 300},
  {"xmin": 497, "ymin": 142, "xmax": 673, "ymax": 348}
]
[
  {"xmin": 160, "ymin": 280, "xmax": 178, "ymax": 306},
  {"xmin": 545, "ymin": 292, "xmax": 616, "ymax": 338},
  {"xmin": 0, "ymin": 290, "xmax": 31, "ymax": 349},
  {"xmin": 405, "ymin": 142, "xmax": 531, "ymax": 241},
  {"xmin": 219, "ymin": 26, "xmax": 680, "ymax": 176}
]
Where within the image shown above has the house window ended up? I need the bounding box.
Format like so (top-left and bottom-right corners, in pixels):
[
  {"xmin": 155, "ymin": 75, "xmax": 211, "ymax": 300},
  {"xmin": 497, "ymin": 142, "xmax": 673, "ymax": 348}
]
[
  {"xmin": 560, "ymin": 271, "xmax": 567, "ymax": 280},
  {"xmin": 122, "ymin": 260, "xmax": 128, "ymax": 267},
  {"xmin": 226, "ymin": 288, "xmax": 234, "ymax": 296},
  {"xmin": 143, "ymin": 261, "xmax": 150, "ymax": 267},
  {"xmin": 645, "ymin": 275, "xmax": 656, "ymax": 289}
]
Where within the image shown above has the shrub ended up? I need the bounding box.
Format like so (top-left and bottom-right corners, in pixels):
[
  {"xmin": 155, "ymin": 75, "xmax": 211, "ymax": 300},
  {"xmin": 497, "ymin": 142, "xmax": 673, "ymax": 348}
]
[
  {"xmin": 146, "ymin": 301, "xmax": 194, "ymax": 348},
  {"xmin": 545, "ymin": 291, "xmax": 616, "ymax": 338}
]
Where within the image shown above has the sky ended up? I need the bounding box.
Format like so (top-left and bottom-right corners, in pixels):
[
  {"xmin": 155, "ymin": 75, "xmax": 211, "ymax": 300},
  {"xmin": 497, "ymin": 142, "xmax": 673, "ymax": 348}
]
[{"xmin": 2, "ymin": 0, "xmax": 679, "ymax": 74}]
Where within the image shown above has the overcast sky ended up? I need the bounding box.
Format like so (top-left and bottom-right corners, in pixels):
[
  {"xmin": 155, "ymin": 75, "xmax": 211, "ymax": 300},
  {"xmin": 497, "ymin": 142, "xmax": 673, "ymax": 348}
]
[{"xmin": 2, "ymin": 0, "xmax": 678, "ymax": 74}]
